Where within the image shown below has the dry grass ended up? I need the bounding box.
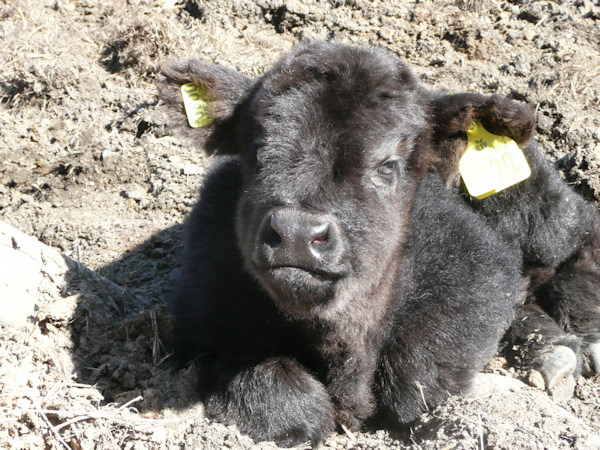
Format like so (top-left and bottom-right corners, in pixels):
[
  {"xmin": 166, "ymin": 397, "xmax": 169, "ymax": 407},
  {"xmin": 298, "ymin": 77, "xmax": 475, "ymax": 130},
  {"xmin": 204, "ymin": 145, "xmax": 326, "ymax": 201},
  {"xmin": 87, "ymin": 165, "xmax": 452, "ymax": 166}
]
[
  {"xmin": 1, "ymin": 389, "xmax": 172, "ymax": 450},
  {"xmin": 0, "ymin": 0, "xmax": 93, "ymax": 107},
  {"xmin": 547, "ymin": 49, "xmax": 600, "ymax": 126}
]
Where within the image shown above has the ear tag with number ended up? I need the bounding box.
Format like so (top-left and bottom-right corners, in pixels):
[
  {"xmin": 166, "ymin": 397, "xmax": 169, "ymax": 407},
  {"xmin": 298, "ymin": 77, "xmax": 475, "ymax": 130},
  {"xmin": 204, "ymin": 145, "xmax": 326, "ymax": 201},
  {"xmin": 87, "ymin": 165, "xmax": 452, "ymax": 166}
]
[
  {"xmin": 459, "ymin": 121, "xmax": 531, "ymax": 199},
  {"xmin": 181, "ymin": 82, "xmax": 213, "ymax": 128}
]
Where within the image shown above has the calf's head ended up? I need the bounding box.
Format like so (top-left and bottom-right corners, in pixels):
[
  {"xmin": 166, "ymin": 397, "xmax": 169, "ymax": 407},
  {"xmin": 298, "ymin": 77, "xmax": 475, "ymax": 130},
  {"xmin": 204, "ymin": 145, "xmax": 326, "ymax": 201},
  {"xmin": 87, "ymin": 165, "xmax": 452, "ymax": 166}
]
[{"xmin": 159, "ymin": 42, "xmax": 434, "ymax": 316}]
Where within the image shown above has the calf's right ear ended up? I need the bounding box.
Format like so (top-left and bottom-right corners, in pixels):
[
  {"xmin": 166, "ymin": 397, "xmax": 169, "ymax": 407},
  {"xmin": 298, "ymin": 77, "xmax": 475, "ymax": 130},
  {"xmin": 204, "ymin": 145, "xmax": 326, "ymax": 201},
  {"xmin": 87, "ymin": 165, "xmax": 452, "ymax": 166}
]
[
  {"xmin": 158, "ymin": 58, "xmax": 253, "ymax": 154},
  {"xmin": 430, "ymin": 93, "xmax": 536, "ymax": 187}
]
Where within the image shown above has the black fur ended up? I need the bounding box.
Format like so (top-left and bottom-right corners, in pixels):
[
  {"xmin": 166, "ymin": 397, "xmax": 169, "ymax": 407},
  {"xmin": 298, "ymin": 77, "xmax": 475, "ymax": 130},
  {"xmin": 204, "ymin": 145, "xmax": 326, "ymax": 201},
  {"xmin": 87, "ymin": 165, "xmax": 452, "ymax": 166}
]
[
  {"xmin": 160, "ymin": 41, "xmax": 600, "ymax": 446},
  {"xmin": 376, "ymin": 174, "xmax": 521, "ymax": 424},
  {"xmin": 430, "ymin": 89, "xmax": 600, "ymax": 373}
]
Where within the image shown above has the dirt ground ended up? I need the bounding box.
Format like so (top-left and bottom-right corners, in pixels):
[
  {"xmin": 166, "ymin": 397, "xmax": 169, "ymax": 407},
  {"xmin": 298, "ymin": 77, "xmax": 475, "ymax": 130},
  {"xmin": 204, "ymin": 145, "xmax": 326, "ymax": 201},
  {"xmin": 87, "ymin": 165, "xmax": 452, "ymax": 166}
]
[{"xmin": 1, "ymin": 0, "xmax": 599, "ymax": 448}]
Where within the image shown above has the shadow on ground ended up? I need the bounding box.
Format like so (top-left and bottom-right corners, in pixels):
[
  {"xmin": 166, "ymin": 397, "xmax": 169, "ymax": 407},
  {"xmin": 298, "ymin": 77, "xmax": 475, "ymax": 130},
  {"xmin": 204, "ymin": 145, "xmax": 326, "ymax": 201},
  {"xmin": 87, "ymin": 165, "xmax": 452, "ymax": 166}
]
[{"xmin": 64, "ymin": 223, "xmax": 204, "ymax": 414}]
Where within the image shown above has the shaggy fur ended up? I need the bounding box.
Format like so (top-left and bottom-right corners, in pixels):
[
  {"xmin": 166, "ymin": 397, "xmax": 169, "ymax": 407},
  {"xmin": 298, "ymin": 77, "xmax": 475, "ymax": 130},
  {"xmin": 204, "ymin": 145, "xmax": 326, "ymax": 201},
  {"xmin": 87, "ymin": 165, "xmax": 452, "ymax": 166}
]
[
  {"xmin": 431, "ymin": 91, "xmax": 600, "ymax": 373},
  {"xmin": 160, "ymin": 41, "xmax": 600, "ymax": 446}
]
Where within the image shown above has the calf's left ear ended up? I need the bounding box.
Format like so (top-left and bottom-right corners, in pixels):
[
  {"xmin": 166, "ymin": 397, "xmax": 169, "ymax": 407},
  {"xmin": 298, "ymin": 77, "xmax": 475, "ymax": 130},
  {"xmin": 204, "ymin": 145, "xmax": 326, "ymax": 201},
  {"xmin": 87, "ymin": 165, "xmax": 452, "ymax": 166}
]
[
  {"xmin": 158, "ymin": 58, "xmax": 253, "ymax": 154},
  {"xmin": 430, "ymin": 93, "xmax": 536, "ymax": 185}
]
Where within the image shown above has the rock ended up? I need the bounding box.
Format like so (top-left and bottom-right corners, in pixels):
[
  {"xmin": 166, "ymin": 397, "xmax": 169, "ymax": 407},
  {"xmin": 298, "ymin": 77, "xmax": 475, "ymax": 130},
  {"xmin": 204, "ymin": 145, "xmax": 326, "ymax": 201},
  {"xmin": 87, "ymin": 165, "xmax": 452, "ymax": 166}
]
[
  {"xmin": 101, "ymin": 150, "xmax": 121, "ymax": 170},
  {"xmin": 181, "ymin": 162, "xmax": 202, "ymax": 175},
  {"xmin": 286, "ymin": 0, "xmax": 309, "ymax": 16},
  {"xmin": 548, "ymin": 375, "xmax": 576, "ymax": 402},
  {"xmin": 538, "ymin": 345, "xmax": 577, "ymax": 392},
  {"xmin": 122, "ymin": 184, "xmax": 147, "ymax": 202},
  {"xmin": 518, "ymin": 4, "xmax": 545, "ymax": 24},
  {"xmin": 536, "ymin": 113, "xmax": 555, "ymax": 134},
  {"xmin": 100, "ymin": 150, "xmax": 116, "ymax": 161},
  {"xmin": 528, "ymin": 370, "xmax": 546, "ymax": 390},
  {"xmin": 588, "ymin": 341, "xmax": 600, "ymax": 373},
  {"xmin": 0, "ymin": 221, "xmax": 70, "ymax": 328}
]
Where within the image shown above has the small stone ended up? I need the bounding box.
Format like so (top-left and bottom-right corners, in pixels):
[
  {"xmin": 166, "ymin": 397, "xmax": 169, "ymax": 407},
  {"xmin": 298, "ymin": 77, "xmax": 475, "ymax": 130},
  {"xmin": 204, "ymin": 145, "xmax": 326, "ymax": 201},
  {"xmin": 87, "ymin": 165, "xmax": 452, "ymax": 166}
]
[
  {"xmin": 528, "ymin": 370, "xmax": 546, "ymax": 390},
  {"xmin": 20, "ymin": 193, "xmax": 34, "ymax": 203},
  {"xmin": 101, "ymin": 150, "xmax": 116, "ymax": 162},
  {"xmin": 378, "ymin": 27, "xmax": 395, "ymax": 41},
  {"xmin": 84, "ymin": 429, "xmax": 97, "ymax": 440},
  {"xmin": 168, "ymin": 155, "xmax": 181, "ymax": 164},
  {"xmin": 286, "ymin": 0, "xmax": 309, "ymax": 15},
  {"xmin": 536, "ymin": 113, "xmax": 554, "ymax": 133},
  {"xmin": 181, "ymin": 162, "xmax": 201, "ymax": 175},
  {"xmin": 589, "ymin": 341, "xmax": 600, "ymax": 373},
  {"xmin": 511, "ymin": 55, "xmax": 531, "ymax": 77},
  {"xmin": 101, "ymin": 150, "xmax": 120, "ymax": 169},
  {"xmin": 548, "ymin": 375, "xmax": 575, "ymax": 402},
  {"xmin": 122, "ymin": 185, "xmax": 147, "ymax": 202},
  {"xmin": 16, "ymin": 397, "xmax": 32, "ymax": 410}
]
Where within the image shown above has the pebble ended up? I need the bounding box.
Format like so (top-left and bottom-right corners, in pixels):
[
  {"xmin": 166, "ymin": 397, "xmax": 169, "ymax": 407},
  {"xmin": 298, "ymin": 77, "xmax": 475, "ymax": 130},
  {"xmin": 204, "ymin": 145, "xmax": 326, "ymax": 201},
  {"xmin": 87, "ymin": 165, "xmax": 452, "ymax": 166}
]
[
  {"xmin": 123, "ymin": 185, "xmax": 147, "ymax": 202},
  {"xmin": 182, "ymin": 162, "xmax": 201, "ymax": 175},
  {"xmin": 548, "ymin": 375, "xmax": 576, "ymax": 402},
  {"xmin": 286, "ymin": 0, "xmax": 310, "ymax": 15},
  {"xmin": 528, "ymin": 370, "xmax": 546, "ymax": 390},
  {"xmin": 101, "ymin": 150, "xmax": 116, "ymax": 161}
]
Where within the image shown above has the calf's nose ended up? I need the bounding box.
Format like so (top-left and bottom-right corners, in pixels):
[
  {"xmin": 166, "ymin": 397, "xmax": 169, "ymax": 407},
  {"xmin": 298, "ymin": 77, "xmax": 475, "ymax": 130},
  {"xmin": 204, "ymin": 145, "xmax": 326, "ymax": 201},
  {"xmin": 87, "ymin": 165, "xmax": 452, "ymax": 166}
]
[
  {"xmin": 270, "ymin": 212, "xmax": 330, "ymax": 250},
  {"xmin": 256, "ymin": 208, "xmax": 345, "ymax": 272}
]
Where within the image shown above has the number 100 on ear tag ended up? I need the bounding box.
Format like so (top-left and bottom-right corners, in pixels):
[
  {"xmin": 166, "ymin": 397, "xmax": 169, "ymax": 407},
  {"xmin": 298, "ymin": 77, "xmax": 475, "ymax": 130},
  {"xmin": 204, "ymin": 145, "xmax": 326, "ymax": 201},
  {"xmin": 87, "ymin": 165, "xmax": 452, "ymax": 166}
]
[
  {"xmin": 181, "ymin": 82, "xmax": 213, "ymax": 128},
  {"xmin": 459, "ymin": 121, "xmax": 531, "ymax": 199}
]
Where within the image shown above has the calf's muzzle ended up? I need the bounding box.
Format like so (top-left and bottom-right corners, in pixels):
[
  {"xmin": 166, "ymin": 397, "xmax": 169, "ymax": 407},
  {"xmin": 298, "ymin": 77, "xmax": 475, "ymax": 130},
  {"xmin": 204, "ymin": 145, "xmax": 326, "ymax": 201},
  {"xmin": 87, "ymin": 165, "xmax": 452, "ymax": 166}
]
[{"xmin": 253, "ymin": 207, "xmax": 349, "ymax": 278}]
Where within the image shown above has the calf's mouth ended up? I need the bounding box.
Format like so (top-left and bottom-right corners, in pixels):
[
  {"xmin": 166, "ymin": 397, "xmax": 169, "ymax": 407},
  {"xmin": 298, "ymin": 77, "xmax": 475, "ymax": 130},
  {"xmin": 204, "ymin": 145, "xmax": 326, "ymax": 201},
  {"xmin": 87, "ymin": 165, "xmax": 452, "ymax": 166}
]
[{"xmin": 249, "ymin": 207, "xmax": 352, "ymax": 309}]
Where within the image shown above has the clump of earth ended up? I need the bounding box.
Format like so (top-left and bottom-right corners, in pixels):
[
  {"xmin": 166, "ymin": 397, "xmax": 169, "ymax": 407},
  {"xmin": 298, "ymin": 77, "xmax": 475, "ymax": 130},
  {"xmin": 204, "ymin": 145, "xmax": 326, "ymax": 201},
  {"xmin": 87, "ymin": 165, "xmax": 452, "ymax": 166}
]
[{"xmin": 1, "ymin": 1, "xmax": 599, "ymax": 448}]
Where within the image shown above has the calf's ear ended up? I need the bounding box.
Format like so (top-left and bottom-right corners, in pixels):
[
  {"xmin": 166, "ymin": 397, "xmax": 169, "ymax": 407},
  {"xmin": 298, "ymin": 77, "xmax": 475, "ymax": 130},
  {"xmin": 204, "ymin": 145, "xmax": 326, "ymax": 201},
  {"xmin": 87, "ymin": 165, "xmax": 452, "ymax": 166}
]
[
  {"xmin": 430, "ymin": 93, "xmax": 536, "ymax": 186},
  {"xmin": 158, "ymin": 58, "xmax": 253, "ymax": 154}
]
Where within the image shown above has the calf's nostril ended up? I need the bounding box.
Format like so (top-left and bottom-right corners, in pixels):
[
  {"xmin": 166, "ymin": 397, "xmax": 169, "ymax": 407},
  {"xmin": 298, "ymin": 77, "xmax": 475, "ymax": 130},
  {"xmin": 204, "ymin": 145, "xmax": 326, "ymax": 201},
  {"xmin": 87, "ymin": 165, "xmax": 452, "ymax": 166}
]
[
  {"xmin": 309, "ymin": 223, "xmax": 329, "ymax": 245},
  {"xmin": 270, "ymin": 214, "xmax": 282, "ymax": 237},
  {"xmin": 311, "ymin": 235, "xmax": 327, "ymax": 244},
  {"xmin": 262, "ymin": 210, "xmax": 339, "ymax": 257},
  {"xmin": 263, "ymin": 213, "xmax": 283, "ymax": 248}
]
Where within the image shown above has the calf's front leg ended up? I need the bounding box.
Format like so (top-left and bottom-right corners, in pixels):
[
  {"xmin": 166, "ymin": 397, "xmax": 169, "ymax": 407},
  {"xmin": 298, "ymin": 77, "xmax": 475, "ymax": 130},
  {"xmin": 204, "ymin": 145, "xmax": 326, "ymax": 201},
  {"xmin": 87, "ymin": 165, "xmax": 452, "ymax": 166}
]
[{"xmin": 199, "ymin": 357, "xmax": 335, "ymax": 447}]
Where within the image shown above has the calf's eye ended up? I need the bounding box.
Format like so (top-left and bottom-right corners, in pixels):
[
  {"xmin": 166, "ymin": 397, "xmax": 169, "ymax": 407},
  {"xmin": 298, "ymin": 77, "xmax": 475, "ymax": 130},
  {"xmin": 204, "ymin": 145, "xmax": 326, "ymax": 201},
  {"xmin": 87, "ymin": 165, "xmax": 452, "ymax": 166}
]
[
  {"xmin": 256, "ymin": 147, "xmax": 265, "ymax": 164},
  {"xmin": 249, "ymin": 133, "xmax": 267, "ymax": 165},
  {"xmin": 378, "ymin": 160, "xmax": 397, "ymax": 176},
  {"xmin": 373, "ymin": 159, "xmax": 402, "ymax": 187}
]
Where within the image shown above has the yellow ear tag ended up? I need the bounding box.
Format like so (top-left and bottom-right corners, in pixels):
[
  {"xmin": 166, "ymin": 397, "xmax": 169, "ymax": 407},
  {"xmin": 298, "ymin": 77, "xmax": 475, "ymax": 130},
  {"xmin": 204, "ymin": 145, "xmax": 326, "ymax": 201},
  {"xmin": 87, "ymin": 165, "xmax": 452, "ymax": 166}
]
[
  {"xmin": 180, "ymin": 82, "xmax": 213, "ymax": 128},
  {"xmin": 459, "ymin": 121, "xmax": 531, "ymax": 199}
]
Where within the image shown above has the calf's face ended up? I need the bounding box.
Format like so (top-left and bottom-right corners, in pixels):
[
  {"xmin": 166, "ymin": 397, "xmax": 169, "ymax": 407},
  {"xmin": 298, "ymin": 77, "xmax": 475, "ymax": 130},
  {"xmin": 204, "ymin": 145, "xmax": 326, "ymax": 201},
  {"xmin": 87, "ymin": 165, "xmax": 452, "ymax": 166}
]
[{"xmin": 160, "ymin": 42, "xmax": 433, "ymax": 316}]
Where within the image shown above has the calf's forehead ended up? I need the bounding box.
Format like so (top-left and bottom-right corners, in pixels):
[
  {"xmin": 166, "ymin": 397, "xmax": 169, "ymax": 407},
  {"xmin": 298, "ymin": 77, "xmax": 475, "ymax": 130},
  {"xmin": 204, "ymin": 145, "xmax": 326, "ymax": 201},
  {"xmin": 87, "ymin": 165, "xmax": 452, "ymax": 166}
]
[{"xmin": 251, "ymin": 44, "xmax": 430, "ymax": 169}]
